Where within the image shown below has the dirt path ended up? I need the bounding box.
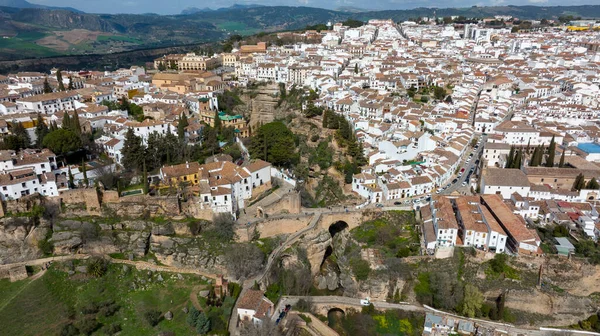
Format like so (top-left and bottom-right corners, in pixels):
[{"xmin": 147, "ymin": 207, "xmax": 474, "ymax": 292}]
[{"xmin": 189, "ymin": 285, "xmax": 205, "ymax": 311}]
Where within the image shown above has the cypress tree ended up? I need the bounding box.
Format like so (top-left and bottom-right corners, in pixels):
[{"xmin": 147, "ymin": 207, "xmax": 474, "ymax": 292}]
[
  {"xmin": 34, "ymin": 113, "xmax": 49, "ymax": 148},
  {"xmin": 354, "ymin": 63, "xmax": 358, "ymax": 74},
  {"xmin": 573, "ymin": 173, "xmax": 585, "ymax": 191},
  {"xmin": 72, "ymin": 110, "xmax": 81, "ymax": 135},
  {"xmin": 142, "ymin": 161, "xmax": 149, "ymax": 194},
  {"xmin": 545, "ymin": 136, "xmax": 556, "ymax": 167},
  {"xmin": 82, "ymin": 159, "xmax": 88, "ymax": 187},
  {"xmin": 43, "ymin": 77, "xmax": 52, "ymax": 93},
  {"xmin": 56, "ymin": 69, "xmax": 65, "ymax": 91},
  {"xmin": 178, "ymin": 113, "xmax": 189, "ymax": 141},
  {"xmin": 68, "ymin": 167, "xmax": 74, "ymax": 188},
  {"xmin": 322, "ymin": 110, "xmax": 329, "ymax": 128},
  {"xmin": 526, "ymin": 138, "xmax": 531, "ymax": 154},
  {"xmin": 505, "ymin": 146, "xmax": 515, "ymax": 168},
  {"xmin": 559, "ymin": 149, "xmax": 566, "ymax": 168},
  {"xmin": 213, "ymin": 110, "xmax": 221, "ymax": 131},
  {"xmin": 62, "ymin": 112, "xmax": 71, "ymax": 130},
  {"xmin": 512, "ymin": 148, "xmax": 522, "ymax": 169},
  {"xmin": 529, "ymin": 146, "xmax": 539, "ymax": 166},
  {"xmin": 68, "ymin": 76, "xmax": 74, "ymax": 90}
]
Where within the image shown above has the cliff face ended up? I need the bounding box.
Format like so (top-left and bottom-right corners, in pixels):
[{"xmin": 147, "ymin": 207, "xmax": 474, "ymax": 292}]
[
  {"xmin": 0, "ymin": 216, "xmax": 223, "ymax": 273},
  {"xmin": 0, "ymin": 217, "xmax": 49, "ymax": 264},
  {"xmin": 12, "ymin": 9, "xmax": 117, "ymax": 32}
]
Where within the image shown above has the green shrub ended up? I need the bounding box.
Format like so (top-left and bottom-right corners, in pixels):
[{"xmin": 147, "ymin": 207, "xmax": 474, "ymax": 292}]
[
  {"xmin": 144, "ymin": 310, "xmax": 162, "ymax": 327},
  {"xmin": 350, "ymin": 258, "xmax": 371, "ymax": 281}
]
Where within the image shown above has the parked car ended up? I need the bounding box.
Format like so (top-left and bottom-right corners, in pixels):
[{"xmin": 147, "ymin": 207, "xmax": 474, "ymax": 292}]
[
  {"xmin": 376, "ymin": 203, "xmax": 384, "ymax": 208},
  {"xmin": 360, "ymin": 298, "xmax": 371, "ymax": 306},
  {"xmin": 452, "ymin": 178, "xmax": 458, "ymax": 184},
  {"xmin": 462, "ymin": 181, "xmax": 467, "ymax": 186},
  {"xmin": 460, "ymin": 168, "xmax": 465, "ymax": 173},
  {"xmin": 394, "ymin": 201, "xmax": 402, "ymax": 205}
]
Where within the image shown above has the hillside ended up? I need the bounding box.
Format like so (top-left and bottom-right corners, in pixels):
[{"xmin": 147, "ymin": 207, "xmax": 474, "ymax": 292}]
[{"xmin": 0, "ymin": 4, "xmax": 599, "ymax": 61}]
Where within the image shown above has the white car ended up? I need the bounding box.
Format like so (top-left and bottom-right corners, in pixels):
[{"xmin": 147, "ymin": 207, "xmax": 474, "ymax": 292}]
[
  {"xmin": 360, "ymin": 298, "xmax": 371, "ymax": 306},
  {"xmin": 462, "ymin": 181, "xmax": 467, "ymax": 186}
]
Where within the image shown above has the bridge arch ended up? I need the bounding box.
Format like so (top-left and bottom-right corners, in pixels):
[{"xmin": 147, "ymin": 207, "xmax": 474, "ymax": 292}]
[
  {"xmin": 327, "ymin": 307, "xmax": 346, "ymax": 329},
  {"xmin": 328, "ymin": 221, "xmax": 349, "ymax": 238}
]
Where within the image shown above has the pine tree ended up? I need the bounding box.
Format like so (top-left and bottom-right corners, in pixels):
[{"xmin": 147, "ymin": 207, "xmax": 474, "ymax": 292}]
[
  {"xmin": 195, "ymin": 312, "xmax": 210, "ymax": 334},
  {"xmin": 505, "ymin": 146, "xmax": 515, "ymax": 168},
  {"xmin": 71, "ymin": 110, "xmax": 81, "ymax": 135},
  {"xmin": 545, "ymin": 135, "xmax": 556, "ymax": 167},
  {"xmin": 56, "ymin": 69, "xmax": 65, "ymax": 91},
  {"xmin": 68, "ymin": 76, "xmax": 74, "ymax": 90},
  {"xmin": 322, "ymin": 109, "xmax": 329, "ymax": 128},
  {"xmin": 587, "ymin": 178, "xmax": 600, "ymax": 190},
  {"xmin": 34, "ymin": 113, "xmax": 49, "ymax": 148},
  {"xmin": 559, "ymin": 149, "xmax": 566, "ymax": 168},
  {"xmin": 62, "ymin": 112, "xmax": 71, "ymax": 130},
  {"xmin": 82, "ymin": 159, "xmax": 88, "ymax": 187},
  {"xmin": 43, "ymin": 77, "xmax": 52, "ymax": 93}
]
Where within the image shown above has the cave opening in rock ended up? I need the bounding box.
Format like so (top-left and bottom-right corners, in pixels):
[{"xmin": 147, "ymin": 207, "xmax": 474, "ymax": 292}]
[
  {"xmin": 320, "ymin": 245, "xmax": 333, "ymax": 268},
  {"xmin": 328, "ymin": 221, "xmax": 349, "ymax": 238}
]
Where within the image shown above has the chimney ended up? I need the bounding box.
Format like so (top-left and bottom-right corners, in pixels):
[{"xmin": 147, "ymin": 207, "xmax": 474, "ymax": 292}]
[{"xmin": 186, "ymin": 161, "xmax": 189, "ymax": 169}]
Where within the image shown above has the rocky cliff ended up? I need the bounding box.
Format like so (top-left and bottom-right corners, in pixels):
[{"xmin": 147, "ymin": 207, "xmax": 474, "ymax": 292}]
[{"xmin": 0, "ymin": 216, "xmax": 223, "ymax": 273}]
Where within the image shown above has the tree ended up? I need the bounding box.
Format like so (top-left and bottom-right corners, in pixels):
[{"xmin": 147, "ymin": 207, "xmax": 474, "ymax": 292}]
[
  {"xmin": 187, "ymin": 306, "xmax": 200, "ymax": 326},
  {"xmin": 82, "ymin": 159, "xmax": 88, "ymax": 187},
  {"xmin": 433, "ymin": 86, "xmax": 446, "ymax": 100},
  {"xmin": 505, "ymin": 146, "xmax": 515, "ymax": 169},
  {"xmin": 545, "ymin": 135, "xmax": 556, "ymax": 167},
  {"xmin": 224, "ymin": 243, "xmax": 265, "ymax": 279},
  {"xmin": 178, "ymin": 113, "xmax": 189, "ymax": 141},
  {"xmin": 68, "ymin": 76, "xmax": 74, "ymax": 90},
  {"xmin": 34, "ymin": 114, "xmax": 49, "ymax": 148},
  {"xmin": 158, "ymin": 62, "xmax": 167, "ymax": 71},
  {"xmin": 559, "ymin": 149, "xmax": 566, "ymax": 168},
  {"xmin": 354, "ymin": 63, "xmax": 358, "ymax": 74},
  {"xmin": 87, "ymin": 258, "xmax": 107, "ymax": 277},
  {"xmin": 211, "ymin": 213, "xmax": 236, "ymax": 242},
  {"xmin": 42, "ymin": 129, "xmax": 82, "ymax": 155},
  {"xmin": 573, "ymin": 173, "xmax": 586, "ymax": 191},
  {"xmin": 68, "ymin": 167, "xmax": 74, "ymax": 187},
  {"xmin": 195, "ymin": 312, "xmax": 211, "ymax": 334},
  {"xmin": 586, "ymin": 177, "xmax": 600, "ymax": 190},
  {"xmin": 142, "ymin": 161, "xmax": 149, "ymax": 194},
  {"xmin": 350, "ymin": 258, "xmax": 371, "ymax": 281},
  {"xmin": 10, "ymin": 121, "xmax": 31, "ymax": 150},
  {"xmin": 71, "ymin": 110, "xmax": 82, "ymax": 135},
  {"xmin": 121, "ymin": 128, "xmax": 145, "ymax": 172},
  {"xmin": 248, "ymin": 122, "xmax": 298, "ymax": 167},
  {"xmin": 512, "ymin": 148, "xmax": 522, "ymax": 169},
  {"xmin": 62, "ymin": 112, "xmax": 71, "ymax": 130},
  {"xmin": 43, "ymin": 77, "xmax": 53, "ymax": 93},
  {"xmin": 461, "ymin": 284, "xmax": 484, "ymax": 318},
  {"xmin": 213, "ymin": 110, "xmax": 221, "ymax": 131},
  {"xmin": 56, "ymin": 69, "xmax": 65, "ymax": 91}
]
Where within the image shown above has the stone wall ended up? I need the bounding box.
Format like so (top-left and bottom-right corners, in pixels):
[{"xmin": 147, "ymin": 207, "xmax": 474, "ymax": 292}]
[
  {"xmin": 236, "ymin": 215, "xmax": 311, "ymax": 242},
  {"xmin": 262, "ymin": 191, "xmax": 301, "ymax": 216}
]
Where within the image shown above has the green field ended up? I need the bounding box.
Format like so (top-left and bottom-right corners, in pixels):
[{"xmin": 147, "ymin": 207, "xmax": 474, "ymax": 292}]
[
  {"xmin": 215, "ymin": 21, "xmax": 260, "ymax": 35},
  {"xmin": 0, "ymin": 31, "xmax": 60, "ymax": 59},
  {"xmin": 0, "ymin": 262, "xmax": 211, "ymax": 336},
  {"xmin": 96, "ymin": 35, "xmax": 142, "ymax": 44}
]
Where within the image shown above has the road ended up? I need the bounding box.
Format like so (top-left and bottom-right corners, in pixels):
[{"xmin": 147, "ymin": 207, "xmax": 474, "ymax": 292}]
[
  {"xmin": 441, "ymin": 134, "xmax": 486, "ymax": 196},
  {"xmin": 273, "ymin": 296, "xmax": 566, "ymax": 336}
]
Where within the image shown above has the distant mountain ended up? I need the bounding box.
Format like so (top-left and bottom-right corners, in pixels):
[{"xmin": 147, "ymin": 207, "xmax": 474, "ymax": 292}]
[
  {"xmin": 0, "ymin": 0, "xmax": 83, "ymax": 13},
  {"xmin": 181, "ymin": 4, "xmax": 266, "ymax": 15},
  {"xmin": 2, "ymin": 4, "xmax": 600, "ymax": 61},
  {"xmin": 181, "ymin": 7, "xmax": 213, "ymax": 15},
  {"xmin": 336, "ymin": 6, "xmax": 370, "ymax": 13}
]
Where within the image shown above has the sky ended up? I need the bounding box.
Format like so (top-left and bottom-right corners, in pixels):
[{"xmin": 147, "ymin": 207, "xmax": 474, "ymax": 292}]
[{"xmin": 28, "ymin": 0, "xmax": 600, "ymax": 14}]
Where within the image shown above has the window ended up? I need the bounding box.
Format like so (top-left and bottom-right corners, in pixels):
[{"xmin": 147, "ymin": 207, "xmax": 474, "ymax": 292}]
[
  {"xmin": 2, "ymin": 186, "xmax": 5, "ymax": 191},
  {"xmin": 21, "ymin": 183, "xmax": 26, "ymax": 188}
]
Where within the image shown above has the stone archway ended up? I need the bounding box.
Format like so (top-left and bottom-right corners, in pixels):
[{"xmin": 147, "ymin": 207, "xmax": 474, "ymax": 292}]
[
  {"xmin": 328, "ymin": 221, "xmax": 349, "ymax": 238},
  {"xmin": 327, "ymin": 307, "xmax": 346, "ymax": 329},
  {"xmin": 256, "ymin": 206, "xmax": 265, "ymax": 218}
]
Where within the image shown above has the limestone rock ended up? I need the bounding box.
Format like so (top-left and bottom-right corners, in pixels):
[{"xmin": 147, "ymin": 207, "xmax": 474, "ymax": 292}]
[{"xmin": 164, "ymin": 311, "xmax": 173, "ymax": 320}]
